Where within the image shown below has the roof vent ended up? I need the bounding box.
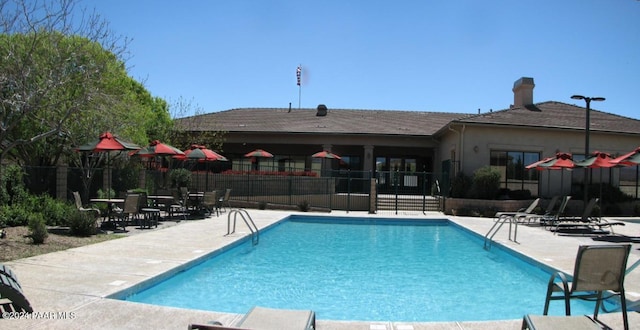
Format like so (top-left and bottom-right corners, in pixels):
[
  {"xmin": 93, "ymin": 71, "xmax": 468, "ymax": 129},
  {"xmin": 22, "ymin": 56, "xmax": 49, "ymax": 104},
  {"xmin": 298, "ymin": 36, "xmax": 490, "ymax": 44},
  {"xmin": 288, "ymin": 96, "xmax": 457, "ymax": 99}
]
[{"xmin": 316, "ymin": 104, "xmax": 328, "ymax": 116}]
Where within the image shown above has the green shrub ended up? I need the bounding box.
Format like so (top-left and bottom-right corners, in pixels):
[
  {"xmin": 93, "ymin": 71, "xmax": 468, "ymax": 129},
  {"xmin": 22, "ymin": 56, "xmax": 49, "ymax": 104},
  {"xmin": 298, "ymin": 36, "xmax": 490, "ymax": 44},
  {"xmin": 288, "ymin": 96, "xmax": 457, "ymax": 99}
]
[
  {"xmin": 634, "ymin": 203, "xmax": 640, "ymax": 216},
  {"xmin": 1, "ymin": 204, "xmax": 31, "ymax": 226},
  {"xmin": 450, "ymin": 172, "xmax": 472, "ymax": 198},
  {"xmin": 169, "ymin": 168, "xmax": 192, "ymax": 188},
  {"xmin": 27, "ymin": 212, "xmax": 48, "ymax": 244},
  {"xmin": 39, "ymin": 195, "xmax": 75, "ymax": 226},
  {"xmin": 297, "ymin": 200, "xmax": 310, "ymax": 212},
  {"xmin": 0, "ymin": 165, "xmax": 29, "ymax": 206},
  {"xmin": 602, "ymin": 203, "xmax": 622, "ymax": 216},
  {"xmin": 470, "ymin": 166, "xmax": 501, "ymax": 199},
  {"xmin": 97, "ymin": 188, "xmax": 115, "ymax": 199},
  {"xmin": 587, "ymin": 183, "xmax": 634, "ymax": 204},
  {"xmin": 69, "ymin": 210, "xmax": 98, "ymax": 236},
  {"xmin": 509, "ymin": 189, "xmax": 532, "ymax": 200},
  {"xmin": 258, "ymin": 201, "xmax": 267, "ymax": 210}
]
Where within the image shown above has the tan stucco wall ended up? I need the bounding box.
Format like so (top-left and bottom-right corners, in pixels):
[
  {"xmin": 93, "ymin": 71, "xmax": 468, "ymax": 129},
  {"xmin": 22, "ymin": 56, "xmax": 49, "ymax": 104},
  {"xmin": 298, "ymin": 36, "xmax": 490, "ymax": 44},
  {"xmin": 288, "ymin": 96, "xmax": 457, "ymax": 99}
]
[{"xmin": 439, "ymin": 123, "xmax": 640, "ymax": 196}]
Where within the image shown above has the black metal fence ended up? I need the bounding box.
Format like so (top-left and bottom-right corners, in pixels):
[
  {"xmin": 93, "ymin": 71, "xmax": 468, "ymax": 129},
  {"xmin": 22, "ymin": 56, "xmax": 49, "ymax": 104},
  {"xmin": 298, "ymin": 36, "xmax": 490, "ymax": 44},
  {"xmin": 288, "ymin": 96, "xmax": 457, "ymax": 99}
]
[
  {"xmin": 17, "ymin": 166, "xmax": 447, "ymax": 213},
  {"xmin": 375, "ymin": 171, "xmax": 443, "ymax": 213}
]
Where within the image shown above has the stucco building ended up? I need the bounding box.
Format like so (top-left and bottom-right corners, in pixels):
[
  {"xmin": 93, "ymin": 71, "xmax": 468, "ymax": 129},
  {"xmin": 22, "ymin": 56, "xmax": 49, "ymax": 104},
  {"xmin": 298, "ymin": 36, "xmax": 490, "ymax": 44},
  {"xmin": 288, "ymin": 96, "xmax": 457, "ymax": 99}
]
[{"xmin": 177, "ymin": 77, "xmax": 640, "ymax": 199}]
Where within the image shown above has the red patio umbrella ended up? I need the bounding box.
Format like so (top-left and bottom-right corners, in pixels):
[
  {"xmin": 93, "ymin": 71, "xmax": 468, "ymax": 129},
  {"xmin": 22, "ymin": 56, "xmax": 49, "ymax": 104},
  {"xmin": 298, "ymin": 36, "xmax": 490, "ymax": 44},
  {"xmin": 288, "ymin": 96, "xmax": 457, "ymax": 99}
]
[
  {"xmin": 311, "ymin": 150, "xmax": 341, "ymax": 160},
  {"xmin": 244, "ymin": 149, "xmax": 273, "ymax": 171},
  {"xmin": 526, "ymin": 152, "xmax": 575, "ymax": 196},
  {"xmin": 178, "ymin": 144, "xmax": 228, "ymax": 162},
  {"xmin": 77, "ymin": 132, "xmax": 140, "ymax": 196},
  {"xmin": 574, "ymin": 151, "xmax": 617, "ymax": 168},
  {"xmin": 77, "ymin": 132, "xmax": 140, "ymax": 152},
  {"xmin": 610, "ymin": 147, "xmax": 640, "ymax": 166},
  {"xmin": 575, "ymin": 151, "xmax": 619, "ymax": 203},
  {"xmin": 538, "ymin": 152, "xmax": 576, "ymax": 169},
  {"xmin": 244, "ymin": 149, "xmax": 274, "ymax": 158},
  {"xmin": 131, "ymin": 140, "xmax": 185, "ymax": 157},
  {"xmin": 525, "ymin": 157, "xmax": 555, "ymax": 171}
]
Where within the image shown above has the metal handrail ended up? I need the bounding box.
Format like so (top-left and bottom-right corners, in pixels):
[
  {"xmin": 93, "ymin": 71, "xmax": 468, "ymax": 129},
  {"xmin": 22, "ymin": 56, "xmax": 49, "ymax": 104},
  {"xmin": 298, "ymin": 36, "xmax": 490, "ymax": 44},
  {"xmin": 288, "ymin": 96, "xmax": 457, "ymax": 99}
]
[
  {"xmin": 484, "ymin": 215, "xmax": 518, "ymax": 249},
  {"xmin": 226, "ymin": 208, "xmax": 259, "ymax": 245}
]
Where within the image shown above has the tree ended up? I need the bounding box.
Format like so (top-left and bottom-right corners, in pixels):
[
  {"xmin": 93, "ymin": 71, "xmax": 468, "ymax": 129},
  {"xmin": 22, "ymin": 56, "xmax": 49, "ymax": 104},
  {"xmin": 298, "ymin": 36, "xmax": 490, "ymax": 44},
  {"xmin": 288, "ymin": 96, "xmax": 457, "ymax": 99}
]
[
  {"xmin": 170, "ymin": 97, "xmax": 225, "ymax": 152},
  {"xmin": 0, "ymin": 0, "xmax": 129, "ymax": 174}
]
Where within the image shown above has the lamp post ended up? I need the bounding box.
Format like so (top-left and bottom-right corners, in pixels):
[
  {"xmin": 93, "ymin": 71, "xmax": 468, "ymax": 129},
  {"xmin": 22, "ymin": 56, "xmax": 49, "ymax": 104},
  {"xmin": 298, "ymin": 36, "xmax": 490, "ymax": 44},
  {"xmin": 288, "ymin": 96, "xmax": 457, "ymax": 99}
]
[{"xmin": 571, "ymin": 94, "xmax": 605, "ymax": 205}]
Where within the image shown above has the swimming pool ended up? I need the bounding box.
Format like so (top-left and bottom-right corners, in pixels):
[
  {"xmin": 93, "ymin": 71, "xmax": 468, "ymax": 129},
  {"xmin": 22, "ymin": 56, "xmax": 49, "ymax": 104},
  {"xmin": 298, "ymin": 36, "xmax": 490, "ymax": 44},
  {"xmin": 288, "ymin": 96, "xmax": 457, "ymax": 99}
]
[{"xmin": 122, "ymin": 215, "xmax": 597, "ymax": 322}]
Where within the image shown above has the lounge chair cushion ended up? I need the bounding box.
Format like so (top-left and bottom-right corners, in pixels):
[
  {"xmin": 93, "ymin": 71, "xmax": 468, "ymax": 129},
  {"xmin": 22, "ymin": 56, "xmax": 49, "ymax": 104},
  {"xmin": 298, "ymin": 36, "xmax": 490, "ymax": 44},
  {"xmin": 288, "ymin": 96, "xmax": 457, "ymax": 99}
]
[
  {"xmin": 522, "ymin": 314, "xmax": 602, "ymax": 330},
  {"xmin": 238, "ymin": 306, "xmax": 315, "ymax": 330}
]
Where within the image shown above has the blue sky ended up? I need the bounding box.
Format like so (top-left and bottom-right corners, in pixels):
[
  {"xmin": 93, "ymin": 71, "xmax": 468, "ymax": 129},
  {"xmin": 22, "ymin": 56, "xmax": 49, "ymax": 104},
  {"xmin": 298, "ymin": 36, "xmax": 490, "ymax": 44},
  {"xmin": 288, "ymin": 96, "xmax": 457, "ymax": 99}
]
[{"xmin": 82, "ymin": 0, "xmax": 640, "ymax": 119}]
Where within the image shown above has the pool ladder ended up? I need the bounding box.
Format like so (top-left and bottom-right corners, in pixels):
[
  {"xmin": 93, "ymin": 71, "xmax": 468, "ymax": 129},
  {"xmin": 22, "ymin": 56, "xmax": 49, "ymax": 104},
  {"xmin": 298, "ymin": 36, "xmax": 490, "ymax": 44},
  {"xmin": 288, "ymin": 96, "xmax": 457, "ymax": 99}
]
[
  {"xmin": 226, "ymin": 208, "xmax": 259, "ymax": 245},
  {"xmin": 484, "ymin": 216, "xmax": 518, "ymax": 250}
]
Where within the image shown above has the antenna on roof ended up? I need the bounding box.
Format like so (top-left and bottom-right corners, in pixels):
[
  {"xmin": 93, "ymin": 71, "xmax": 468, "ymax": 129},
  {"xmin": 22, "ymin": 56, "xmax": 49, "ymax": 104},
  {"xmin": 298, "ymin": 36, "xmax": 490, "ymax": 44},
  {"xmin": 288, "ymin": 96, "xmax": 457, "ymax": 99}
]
[
  {"xmin": 288, "ymin": 102, "xmax": 292, "ymax": 113},
  {"xmin": 478, "ymin": 108, "xmax": 480, "ymax": 114}
]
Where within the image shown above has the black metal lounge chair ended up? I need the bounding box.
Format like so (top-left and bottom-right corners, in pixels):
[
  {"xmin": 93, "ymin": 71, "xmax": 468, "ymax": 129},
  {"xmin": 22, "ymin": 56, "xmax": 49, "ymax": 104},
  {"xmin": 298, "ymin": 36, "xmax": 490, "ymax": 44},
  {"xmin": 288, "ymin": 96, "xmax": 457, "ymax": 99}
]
[
  {"xmin": 519, "ymin": 195, "xmax": 560, "ymax": 224},
  {"xmin": 523, "ymin": 244, "xmax": 631, "ymax": 330},
  {"xmin": 494, "ymin": 198, "xmax": 540, "ymax": 221},
  {"xmin": 553, "ymin": 198, "xmax": 626, "ymax": 234},
  {"xmin": 0, "ymin": 264, "xmax": 33, "ymax": 316},
  {"xmin": 540, "ymin": 196, "xmax": 571, "ymax": 229},
  {"xmin": 188, "ymin": 306, "xmax": 316, "ymax": 330}
]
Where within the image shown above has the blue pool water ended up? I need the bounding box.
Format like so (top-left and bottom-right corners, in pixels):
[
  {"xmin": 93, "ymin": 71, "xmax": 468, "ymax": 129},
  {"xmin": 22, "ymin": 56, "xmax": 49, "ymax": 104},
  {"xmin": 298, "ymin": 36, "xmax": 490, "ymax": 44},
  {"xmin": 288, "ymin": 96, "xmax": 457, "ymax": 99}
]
[{"xmin": 123, "ymin": 216, "xmax": 597, "ymax": 322}]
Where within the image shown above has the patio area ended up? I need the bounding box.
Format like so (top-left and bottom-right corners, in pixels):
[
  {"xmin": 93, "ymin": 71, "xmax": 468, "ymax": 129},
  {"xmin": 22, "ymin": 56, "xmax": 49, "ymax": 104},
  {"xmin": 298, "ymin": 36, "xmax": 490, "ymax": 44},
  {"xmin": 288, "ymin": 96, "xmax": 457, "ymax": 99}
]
[{"xmin": 3, "ymin": 210, "xmax": 640, "ymax": 329}]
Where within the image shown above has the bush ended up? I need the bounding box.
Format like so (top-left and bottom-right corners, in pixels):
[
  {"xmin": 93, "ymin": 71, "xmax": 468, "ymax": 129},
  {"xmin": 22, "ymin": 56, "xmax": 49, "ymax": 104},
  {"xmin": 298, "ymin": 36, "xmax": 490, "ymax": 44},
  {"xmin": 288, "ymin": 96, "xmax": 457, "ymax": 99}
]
[
  {"xmin": 27, "ymin": 212, "xmax": 48, "ymax": 244},
  {"xmin": 97, "ymin": 188, "xmax": 115, "ymax": 199},
  {"xmin": 69, "ymin": 210, "xmax": 98, "ymax": 236},
  {"xmin": 39, "ymin": 195, "xmax": 75, "ymax": 226},
  {"xmin": 587, "ymin": 183, "xmax": 634, "ymax": 204},
  {"xmin": 0, "ymin": 165, "xmax": 29, "ymax": 206},
  {"xmin": 634, "ymin": 203, "xmax": 640, "ymax": 216},
  {"xmin": 509, "ymin": 189, "xmax": 532, "ymax": 200},
  {"xmin": 297, "ymin": 200, "xmax": 310, "ymax": 212},
  {"xmin": 450, "ymin": 172, "xmax": 472, "ymax": 198},
  {"xmin": 470, "ymin": 166, "xmax": 501, "ymax": 199},
  {"xmin": 169, "ymin": 168, "xmax": 192, "ymax": 188},
  {"xmin": 0, "ymin": 204, "xmax": 32, "ymax": 226},
  {"xmin": 258, "ymin": 201, "xmax": 267, "ymax": 210}
]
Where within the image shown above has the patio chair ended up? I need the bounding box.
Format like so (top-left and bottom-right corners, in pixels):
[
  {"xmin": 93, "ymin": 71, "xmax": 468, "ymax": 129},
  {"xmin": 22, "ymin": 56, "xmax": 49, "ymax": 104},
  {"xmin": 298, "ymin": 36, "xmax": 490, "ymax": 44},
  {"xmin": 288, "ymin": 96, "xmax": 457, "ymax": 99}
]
[
  {"xmin": 72, "ymin": 191, "xmax": 101, "ymax": 220},
  {"xmin": 202, "ymin": 190, "xmax": 219, "ymax": 217},
  {"xmin": 218, "ymin": 188, "xmax": 232, "ymax": 213},
  {"xmin": 534, "ymin": 244, "xmax": 631, "ymax": 330},
  {"xmin": 138, "ymin": 192, "xmax": 161, "ymax": 228},
  {"xmin": 493, "ymin": 198, "xmax": 540, "ymax": 222},
  {"xmin": 0, "ymin": 264, "xmax": 33, "ymax": 315},
  {"xmin": 188, "ymin": 306, "xmax": 315, "ymax": 330},
  {"xmin": 109, "ymin": 194, "xmax": 140, "ymax": 230},
  {"xmin": 168, "ymin": 189, "xmax": 188, "ymax": 220}
]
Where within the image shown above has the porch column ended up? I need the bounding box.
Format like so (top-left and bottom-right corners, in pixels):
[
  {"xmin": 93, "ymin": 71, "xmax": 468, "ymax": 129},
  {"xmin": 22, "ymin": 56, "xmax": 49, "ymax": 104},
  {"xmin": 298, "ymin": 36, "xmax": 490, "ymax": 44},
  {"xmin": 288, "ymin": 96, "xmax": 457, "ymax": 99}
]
[
  {"xmin": 363, "ymin": 145, "xmax": 374, "ymax": 172},
  {"xmin": 321, "ymin": 144, "xmax": 332, "ymax": 174},
  {"xmin": 56, "ymin": 164, "xmax": 68, "ymax": 201}
]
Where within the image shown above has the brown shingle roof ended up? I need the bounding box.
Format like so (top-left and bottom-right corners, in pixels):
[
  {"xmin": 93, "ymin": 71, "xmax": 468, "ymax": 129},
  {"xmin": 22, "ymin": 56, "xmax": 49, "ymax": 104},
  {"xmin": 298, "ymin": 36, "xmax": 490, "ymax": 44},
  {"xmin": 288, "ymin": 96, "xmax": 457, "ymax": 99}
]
[
  {"xmin": 178, "ymin": 108, "xmax": 468, "ymax": 136},
  {"xmin": 454, "ymin": 101, "xmax": 640, "ymax": 134},
  {"xmin": 177, "ymin": 102, "xmax": 640, "ymax": 137}
]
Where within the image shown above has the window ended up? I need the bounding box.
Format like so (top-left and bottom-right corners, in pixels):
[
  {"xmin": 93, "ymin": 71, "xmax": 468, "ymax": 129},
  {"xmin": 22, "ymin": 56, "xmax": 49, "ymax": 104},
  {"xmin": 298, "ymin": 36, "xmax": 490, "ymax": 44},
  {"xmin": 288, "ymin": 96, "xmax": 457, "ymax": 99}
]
[{"xmin": 490, "ymin": 150, "xmax": 540, "ymax": 195}]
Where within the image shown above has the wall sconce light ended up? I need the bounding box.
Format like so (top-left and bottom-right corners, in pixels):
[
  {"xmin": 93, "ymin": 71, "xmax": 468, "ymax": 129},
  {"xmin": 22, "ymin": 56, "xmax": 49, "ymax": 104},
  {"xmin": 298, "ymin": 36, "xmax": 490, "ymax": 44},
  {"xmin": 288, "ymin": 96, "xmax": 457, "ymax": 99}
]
[{"xmin": 473, "ymin": 145, "xmax": 479, "ymax": 153}]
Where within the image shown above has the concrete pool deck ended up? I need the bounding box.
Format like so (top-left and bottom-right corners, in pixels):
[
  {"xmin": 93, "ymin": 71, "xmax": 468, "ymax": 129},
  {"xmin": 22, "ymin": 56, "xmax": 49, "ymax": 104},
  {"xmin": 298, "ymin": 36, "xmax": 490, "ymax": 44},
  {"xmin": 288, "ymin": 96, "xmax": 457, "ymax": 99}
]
[{"xmin": 3, "ymin": 210, "xmax": 640, "ymax": 329}]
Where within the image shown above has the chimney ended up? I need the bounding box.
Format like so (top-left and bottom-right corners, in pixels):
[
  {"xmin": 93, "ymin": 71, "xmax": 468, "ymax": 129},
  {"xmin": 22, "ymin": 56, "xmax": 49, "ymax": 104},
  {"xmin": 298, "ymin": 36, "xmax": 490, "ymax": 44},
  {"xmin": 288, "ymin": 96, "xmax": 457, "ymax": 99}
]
[
  {"xmin": 316, "ymin": 104, "xmax": 328, "ymax": 116},
  {"xmin": 512, "ymin": 77, "xmax": 535, "ymax": 107}
]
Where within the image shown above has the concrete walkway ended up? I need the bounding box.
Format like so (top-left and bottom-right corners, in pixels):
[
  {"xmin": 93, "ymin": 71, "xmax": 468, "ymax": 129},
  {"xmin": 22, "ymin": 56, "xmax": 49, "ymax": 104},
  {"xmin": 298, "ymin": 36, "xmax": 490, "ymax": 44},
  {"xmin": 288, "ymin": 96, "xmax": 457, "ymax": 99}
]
[{"xmin": 3, "ymin": 210, "xmax": 640, "ymax": 329}]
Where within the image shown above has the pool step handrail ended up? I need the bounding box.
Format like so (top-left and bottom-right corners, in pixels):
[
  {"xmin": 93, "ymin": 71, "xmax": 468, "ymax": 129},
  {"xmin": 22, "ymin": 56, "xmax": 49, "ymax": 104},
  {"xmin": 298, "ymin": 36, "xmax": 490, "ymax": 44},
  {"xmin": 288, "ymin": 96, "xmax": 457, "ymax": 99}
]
[
  {"xmin": 226, "ymin": 208, "xmax": 259, "ymax": 245},
  {"xmin": 484, "ymin": 215, "xmax": 518, "ymax": 249}
]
